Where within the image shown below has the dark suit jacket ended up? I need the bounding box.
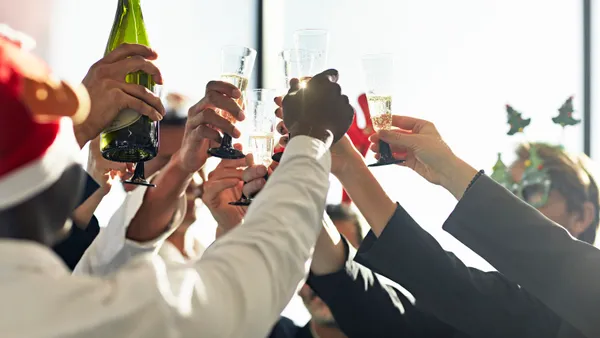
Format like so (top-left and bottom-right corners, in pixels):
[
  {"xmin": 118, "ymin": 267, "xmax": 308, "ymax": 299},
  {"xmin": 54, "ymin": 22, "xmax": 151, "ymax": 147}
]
[
  {"xmin": 443, "ymin": 174, "xmax": 599, "ymax": 338},
  {"xmin": 307, "ymin": 238, "xmax": 462, "ymax": 337},
  {"xmin": 352, "ymin": 203, "xmax": 583, "ymax": 338},
  {"xmin": 52, "ymin": 172, "xmax": 101, "ymax": 270}
]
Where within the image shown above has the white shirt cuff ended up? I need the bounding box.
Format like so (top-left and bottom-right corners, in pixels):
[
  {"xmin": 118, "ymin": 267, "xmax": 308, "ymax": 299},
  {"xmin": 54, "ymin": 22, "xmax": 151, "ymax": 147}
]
[{"xmin": 280, "ymin": 135, "xmax": 331, "ymax": 171}]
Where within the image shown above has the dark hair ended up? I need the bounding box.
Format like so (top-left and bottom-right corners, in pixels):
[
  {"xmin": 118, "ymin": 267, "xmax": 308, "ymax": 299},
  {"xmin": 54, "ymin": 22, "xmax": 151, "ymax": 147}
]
[
  {"xmin": 516, "ymin": 143, "xmax": 599, "ymax": 244},
  {"xmin": 326, "ymin": 204, "xmax": 363, "ymax": 246}
]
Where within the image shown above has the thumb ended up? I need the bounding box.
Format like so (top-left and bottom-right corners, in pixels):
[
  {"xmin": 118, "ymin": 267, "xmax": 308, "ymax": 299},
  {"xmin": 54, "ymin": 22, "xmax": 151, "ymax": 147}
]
[{"xmin": 379, "ymin": 130, "xmax": 422, "ymax": 150}]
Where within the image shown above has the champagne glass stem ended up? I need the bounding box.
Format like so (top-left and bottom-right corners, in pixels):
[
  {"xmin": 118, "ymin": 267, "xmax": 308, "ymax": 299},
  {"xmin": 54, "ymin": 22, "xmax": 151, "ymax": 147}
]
[{"xmin": 123, "ymin": 161, "xmax": 156, "ymax": 187}]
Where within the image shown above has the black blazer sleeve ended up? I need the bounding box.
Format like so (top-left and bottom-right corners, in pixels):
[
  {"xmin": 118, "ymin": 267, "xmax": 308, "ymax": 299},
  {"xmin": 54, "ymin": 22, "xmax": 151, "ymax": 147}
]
[
  {"xmin": 443, "ymin": 174, "xmax": 600, "ymax": 338},
  {"xmin": 354, "ymin": 203, "xmax": 575, "ymax": 338},
  {"xmin": 52, "ymin": 173, "xmax": 101, "ymax": 270},
  {"xmin": 307, "ymin": 238, "xmax": 460, "ymax": 338}
]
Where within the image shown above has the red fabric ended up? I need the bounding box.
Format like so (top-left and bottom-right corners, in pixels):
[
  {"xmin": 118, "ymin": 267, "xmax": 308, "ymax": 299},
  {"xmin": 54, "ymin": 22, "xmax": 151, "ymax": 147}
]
[
  {"xmin": 342, "ymin": 94, "xmax": 374, "ymax": 204},
  {"xmin": 0, "ymin": 37, "xmax": 59, "ymax": 178}
]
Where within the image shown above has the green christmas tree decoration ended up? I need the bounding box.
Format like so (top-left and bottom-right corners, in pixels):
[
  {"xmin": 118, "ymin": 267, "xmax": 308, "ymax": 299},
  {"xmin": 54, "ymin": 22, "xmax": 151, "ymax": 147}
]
[
  {"xmin": 521, "ymin": 146, "xmax": 549, "ymax": 186},
  {"xmin": 552, "ymin": 96, "xmax": 580, "ymax": 127},
  {"xmin": 491, "ymin": 152, "xmax": 512, "ymax": 184},
  {"xmin": 506, "ymin": 104, "xmax": 531, "ymax": 135}
]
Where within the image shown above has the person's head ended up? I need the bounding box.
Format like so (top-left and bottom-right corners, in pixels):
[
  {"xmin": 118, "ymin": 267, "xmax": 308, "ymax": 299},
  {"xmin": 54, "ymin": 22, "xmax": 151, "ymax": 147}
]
[
  {"xmin": 298, "ymin": 204, "xmax": 364, "ymax": 326},
  {"xmin": 0, "ymin": 35, "xmax": 90, "ymax": 246},
  {"xmin": 325, "ymin": 204, "xmax": 363, "ymax": 248},
  {"xmin": 510, "ymin": 143, "xmax": 599, "ymax": 244}
]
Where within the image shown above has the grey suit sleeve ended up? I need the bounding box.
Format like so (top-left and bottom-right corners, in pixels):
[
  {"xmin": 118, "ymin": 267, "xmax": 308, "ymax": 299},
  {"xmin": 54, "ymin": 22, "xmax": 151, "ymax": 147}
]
[{"xmin": 443, "ymin": 174, "xmax": 600, "ymax": 338}]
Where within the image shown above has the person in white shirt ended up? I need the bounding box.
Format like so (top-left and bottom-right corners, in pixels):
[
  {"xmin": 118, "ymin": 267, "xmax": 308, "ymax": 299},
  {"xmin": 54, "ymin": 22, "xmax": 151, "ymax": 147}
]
[{"xmin": 0, "ymin": 35, "xmax": 356, "ymax": 338}]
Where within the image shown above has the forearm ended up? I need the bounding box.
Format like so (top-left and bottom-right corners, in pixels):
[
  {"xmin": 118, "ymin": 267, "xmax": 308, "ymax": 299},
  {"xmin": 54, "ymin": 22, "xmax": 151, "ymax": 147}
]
[
  {"xmin": 439, "ymin": 156, "xmax": 479, "ymax": 200},
  {"xmin": 72, "ymin": 189, "xmax": 106, "ymax": 228},
  {"xmin": 126, "ymin": 152, "xmax": 192, "ymax": 242},
  {"xmin": 335, "ymin": 159, "xmax": 396, "ymax": 237},
  {"xmin": 310, "ymin": 216, "xmax": 346, "ymax": 275}
]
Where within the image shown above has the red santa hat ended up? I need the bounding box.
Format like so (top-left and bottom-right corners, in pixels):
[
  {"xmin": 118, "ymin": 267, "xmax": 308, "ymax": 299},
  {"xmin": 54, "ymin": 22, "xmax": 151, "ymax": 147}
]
[
  {"xmin": 0, "ymin": 33, "xmax": 90, "ymax": 211},
  {"xmin": 342, "ymin": 94, "xmax": 375, "ymax": 204}
]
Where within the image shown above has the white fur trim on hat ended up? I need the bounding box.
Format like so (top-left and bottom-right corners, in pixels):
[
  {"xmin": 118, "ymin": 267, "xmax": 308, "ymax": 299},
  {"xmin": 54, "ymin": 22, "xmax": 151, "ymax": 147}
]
[{"xmin": 0, "ymin": 118, "xmax": 79, "ymax": 210}]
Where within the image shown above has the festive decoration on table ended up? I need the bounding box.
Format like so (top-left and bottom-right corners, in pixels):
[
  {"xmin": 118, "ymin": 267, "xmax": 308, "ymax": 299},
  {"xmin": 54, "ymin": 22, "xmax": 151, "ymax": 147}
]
[
  {"xmin": 505, "ymin": 104, "xmax": 531, "ymax": 135},
  {"xmin": 341, "ymin": 94, "xmax": 374, "ymax": 204},
  {"xmin": 552, "ymin": 96, "xmax": 580, "ymax": 127}
]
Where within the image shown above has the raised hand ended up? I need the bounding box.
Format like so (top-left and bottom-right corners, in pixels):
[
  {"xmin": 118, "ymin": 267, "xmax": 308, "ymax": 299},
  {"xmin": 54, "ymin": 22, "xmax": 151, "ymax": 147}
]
[
  {"xmin": 201, "ymin": 147, "xmax": 248, "ymax": 231},
  {"xmin": 87, "ymin": 137, "xmax": 134, "ymax": 195},
  {"xmin": 177, "ymin": 81, "xmax": 244, "ymax": 173},
  {"xmin": 77, "ymin": 43, "xmax": 166, "ymax": 146},
  {"xmin": 369, "ymin": 115, "xmax": 478, "ymax": 199},
  {"xmin": 283, "ymin": 69, "xmax": 354, "ymax": 144}
]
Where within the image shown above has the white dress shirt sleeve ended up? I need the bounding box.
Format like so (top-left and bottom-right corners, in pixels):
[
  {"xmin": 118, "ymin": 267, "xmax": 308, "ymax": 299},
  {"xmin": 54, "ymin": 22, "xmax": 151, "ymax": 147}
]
[
  {"xmin": 77, "ymin": 135, "xmax": 331, "ymax": 338},
  {"xmin": 74, "ymin": 174, "xmax": 186, "ymax": 276}
]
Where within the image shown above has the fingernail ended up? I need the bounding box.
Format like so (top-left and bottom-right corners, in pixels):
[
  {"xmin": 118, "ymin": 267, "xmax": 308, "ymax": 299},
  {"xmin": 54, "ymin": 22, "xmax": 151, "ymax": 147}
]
[
  {"xmin": 238, "ymin": 111, "xmax": 246, "ymax": 121},
  {"xmin": 155, "ymin": 112, "xmax": 163, "ymax": 121},
  {"xmin": 232, "ymin": 128, "xmax": 241, "ymax": 138},
  {"xmin": 257, "ymin": 166, "xmax": 267, "ymax": 175},
  {"xmin": 233, "ymin": 89, "xmax": 242, "ymax": 98}
]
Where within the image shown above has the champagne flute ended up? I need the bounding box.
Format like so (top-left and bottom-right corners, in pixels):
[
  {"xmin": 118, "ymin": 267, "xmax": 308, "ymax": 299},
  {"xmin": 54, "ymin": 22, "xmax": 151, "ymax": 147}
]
[
  {"xmin": 122, "ymin": 84, "xmax": 164, "ymax": 187},
  {"xmin": 230, "ymin": 89, "xmax": 277, "ymax": 206},
  {"xmin": 271, "ymin": 48, "xmax": 319, "ymax": 162},
  {"xmin": 362, "ymin": 54, "xmax": 404, "ymax": 167},
  {"xmin": 293, "ymin": 29, "xmax": 329, "ymax": 73},
  {"xmin": 208, "ymin": 45, "xmax": 257, "ymax": 159}
]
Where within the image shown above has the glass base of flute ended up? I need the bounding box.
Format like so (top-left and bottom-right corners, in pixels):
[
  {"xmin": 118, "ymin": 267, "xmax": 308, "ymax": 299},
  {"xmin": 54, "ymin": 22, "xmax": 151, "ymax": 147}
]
[
  {"xmin": 123, "ymin": 162, "xmax": 156, "ymax": 187},
  {"xmin": 229, "ymin": 174, "xmax": 269, "ymax": 206},
  {"xmin": 208, "ymin": 134, "xmax": 245, "ymax": 159},
  {"xmin": 369, "ymin": 141, "xmax": 405, "ymax": 167}
]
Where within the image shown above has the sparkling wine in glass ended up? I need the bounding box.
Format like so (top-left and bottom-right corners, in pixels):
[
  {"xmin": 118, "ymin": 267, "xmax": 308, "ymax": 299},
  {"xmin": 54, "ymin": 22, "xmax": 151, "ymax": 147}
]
[
  {"xmin": 208, "ymin": 45, "xmax": 256, "ymax": 159},
  {"xmin": 362, "ymin": 53, "xmax": 404, "ymax": 167},
  {"xmin": 230, "ymin": 89, "xmax": 276, "ymax": 206}
]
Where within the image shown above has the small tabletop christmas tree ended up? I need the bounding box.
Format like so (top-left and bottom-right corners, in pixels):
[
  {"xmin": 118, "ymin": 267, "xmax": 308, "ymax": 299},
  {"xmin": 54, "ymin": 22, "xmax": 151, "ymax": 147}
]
[
  {"xmin": 552, "ymin": 96, "xmax": 580, "ymax": 127},
  {"xmin": 506, "ymin": 104, "xmax": 531, "ymax": 135}
]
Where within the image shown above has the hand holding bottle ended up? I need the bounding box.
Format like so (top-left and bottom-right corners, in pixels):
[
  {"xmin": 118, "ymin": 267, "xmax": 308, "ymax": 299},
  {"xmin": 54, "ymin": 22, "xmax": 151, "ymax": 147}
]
[
  {"xmin": 369, "ymin": 115, "xmax": 478, "ymax": 199},
  {"xmin": 77, "ymin": 43, "xmax": 165, "ymax": 147},
  {"xmin": 177, "ymin": 80, "xmax": 245, "ymax": 173},
  {"xmin": 283, "ymin": 69, "xmax": 354, "ymax": 144}
]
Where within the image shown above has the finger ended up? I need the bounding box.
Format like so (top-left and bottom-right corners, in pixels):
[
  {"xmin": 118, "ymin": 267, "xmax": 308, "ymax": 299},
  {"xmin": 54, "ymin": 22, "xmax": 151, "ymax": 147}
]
[
  {"xmin": 207, "ymin": 168, "xmax": 244, "ymax": 181},
  {"xmin": 186, "ymin": 108, "xmax": 241, "ymax": 138},
  {"xmin": 245, "ymin": 153, "xmax": 255, "ymax": 167},
  {"xmin": 102, "ymin": 43, "xmax": 157, "ymax": 64},
  {"xmin": 118, "ymin": 81, "xmax": 166, "ymax": 116},
  {"xmin": 274, "ymin": 96, "xmax": 283, "ymax": 107},
  {"xmin": 242, "ymin": 165, "xmax": 268, "ymax": 182},
  {"xmin": 279, "ymin": 135, "xmax": 289, "ymax": 147},
  {"xmin": 276, "ymin": 121, "xmax": 288, "ymax": 135},
  {"xmin": 274, "ymin": 107, "xmax": 283, "ymax": 119},
  {"xmin": 269, "ymin": 161, "xmax": 279, "ymax": 172},
  {"xmin": 242, "ymin": 178, "xmax": 267, "ymax": 197},
  {"xmin": 215, "ymin": 157, "xmax": 247, "ymax": 170},
  {"xmin": 378, "ymin": 130, "xmax": 422, "ymax": 150},
  {"xmin": 233, "ymin": 143, "xmax": 243, "ymax": 151},
  {"xmin": 205, "ymin": 80, "xmax": 242, "ymax": 99},
  {"xmin": 391, "ymin": 115, "xmax": 428, "ymax": 131},
  {"xmin": 114, "ymin": 88, "xmax": 163, "ymax": 121},
  {"xmin": 288, "ymin": 78, "xmax": 301, "ymax": 93},
  {"xmin": 204, "ymin": 179, "xmax": 241, "ymax": 198},
  {"xmin": 191, "ymin": 125, "xmax": 222, "ymax": 144},
  {"xmin": 311, "ymin": 69, "xmax": 339, "ymax": 84},
  {"xmin": 111, "ymin": 56, "xmax": 164, "ymax": 84},
  {"xmin": 193, "ymin": 91, "xmax": 245, "ymax": 122}
]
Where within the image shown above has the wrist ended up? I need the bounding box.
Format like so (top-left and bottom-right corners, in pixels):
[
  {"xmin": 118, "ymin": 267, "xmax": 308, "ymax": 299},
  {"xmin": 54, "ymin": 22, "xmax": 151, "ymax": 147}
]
[
  {"xmin": 439, "ymin": 155, "xmax": 479, "ymax": 200},
  {"xmin": 332, "ymin": 150, "xmax": 365, "ymax": 178},
  {"xmin": 73, "ymin": 124, "xmax": 92, "ymax": 148},
  {"xmin": 289, "ymin": 126, "xmax": 333, "ymax": 145}
]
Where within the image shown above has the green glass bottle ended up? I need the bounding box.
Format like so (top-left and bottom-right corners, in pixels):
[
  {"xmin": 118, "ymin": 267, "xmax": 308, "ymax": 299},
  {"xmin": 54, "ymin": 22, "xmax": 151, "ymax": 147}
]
[{"xmin": 100, "ymin": 0, "xmax": 159, "ymax": 163}]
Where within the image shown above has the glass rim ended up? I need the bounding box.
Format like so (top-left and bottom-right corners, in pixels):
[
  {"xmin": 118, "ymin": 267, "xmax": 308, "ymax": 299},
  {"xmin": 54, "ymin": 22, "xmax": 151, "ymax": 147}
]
[{"xmin": 221, "ymin": 44, "xmax": 257, "ymax": 56}]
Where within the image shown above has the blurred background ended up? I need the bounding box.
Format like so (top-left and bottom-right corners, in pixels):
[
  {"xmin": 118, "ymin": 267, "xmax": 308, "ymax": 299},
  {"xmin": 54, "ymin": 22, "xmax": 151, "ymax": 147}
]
[{"xmin": 1, "ymin": 0, "xmax": 596, "ymax": 325}]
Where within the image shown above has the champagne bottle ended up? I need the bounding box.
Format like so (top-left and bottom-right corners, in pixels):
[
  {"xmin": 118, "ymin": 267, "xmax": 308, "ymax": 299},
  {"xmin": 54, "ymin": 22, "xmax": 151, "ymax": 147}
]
[{"xmin": 100, "ymin": 0, "xmax": 159, "ymax": 163}]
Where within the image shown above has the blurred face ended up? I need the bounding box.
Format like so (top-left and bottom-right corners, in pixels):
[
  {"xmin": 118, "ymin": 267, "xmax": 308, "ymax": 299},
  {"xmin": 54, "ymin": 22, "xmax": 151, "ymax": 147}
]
[
  {"xmin": 510, "ymin": 161, "xmax": 581, "ymax": 236},
  {"xmin": 298, "ymin": 217, "xmax": 361, "ymax": 325},
  {"xmin": 145, "ymin": 125, "xmax": 185, "ymax": 177}
]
